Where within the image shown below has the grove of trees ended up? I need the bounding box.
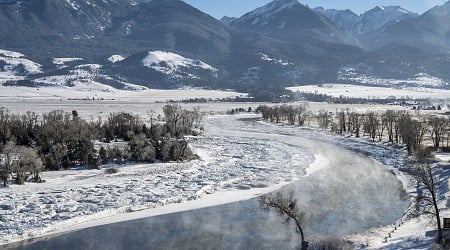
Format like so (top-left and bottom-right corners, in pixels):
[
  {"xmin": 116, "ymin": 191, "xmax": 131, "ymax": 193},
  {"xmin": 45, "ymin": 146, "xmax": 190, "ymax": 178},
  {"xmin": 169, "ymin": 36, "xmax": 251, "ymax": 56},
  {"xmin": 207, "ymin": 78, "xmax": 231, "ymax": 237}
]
[{"xmin": 0, "ymin": 104, "xmax": 202, "ymax": 186}]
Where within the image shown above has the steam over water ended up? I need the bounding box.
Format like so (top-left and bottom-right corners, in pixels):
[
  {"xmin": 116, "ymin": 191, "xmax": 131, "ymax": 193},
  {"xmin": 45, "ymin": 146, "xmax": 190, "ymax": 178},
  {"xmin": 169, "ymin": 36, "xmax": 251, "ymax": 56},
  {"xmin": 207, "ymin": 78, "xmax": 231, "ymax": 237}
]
[{"xmin": 9, "ymin": 115, "xmax": 408, "ymax": 249}]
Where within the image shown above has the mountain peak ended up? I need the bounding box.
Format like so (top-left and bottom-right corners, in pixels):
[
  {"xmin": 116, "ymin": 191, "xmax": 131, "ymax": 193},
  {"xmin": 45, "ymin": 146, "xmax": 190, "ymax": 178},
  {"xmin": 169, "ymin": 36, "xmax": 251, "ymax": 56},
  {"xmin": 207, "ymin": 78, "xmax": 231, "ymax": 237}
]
[
  {"xmin": 367, "ymin": 5, "xmax": 414, "ymax": 14},
  {"xmin": 423, "ymin": 1, "xmax": 450, "ymax": 16},
  {"xmin": 220, "ymin": 16, "xmax": 237, "ymax": 25},
  {"xmin": 358, "ymin": 5, "xmax": 418, "ymax": 35},
  {"xmin": 374, "ymin": 5, "xmax": 385, "ymax": 11},
  {"xmin": 241, "ymin": 0, "xmax": 300, "ymax": 19}
]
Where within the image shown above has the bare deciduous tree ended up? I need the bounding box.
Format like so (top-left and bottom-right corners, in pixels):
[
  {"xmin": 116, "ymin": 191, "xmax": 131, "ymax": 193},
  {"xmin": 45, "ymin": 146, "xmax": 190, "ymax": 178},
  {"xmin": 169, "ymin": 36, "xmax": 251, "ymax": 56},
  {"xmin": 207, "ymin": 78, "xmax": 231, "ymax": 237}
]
[
  {"xmin": 0, "ymin": 152, "xmax": 11, "ymax": 187},
  {"xmin": 363, "ymin": 111, "xmax": 379, "ymax": 142},
  {"xmin": 429, "ymin": 117, "xmax": 448, "ymax": 149},
  {"xmin": 348, "ymin": 111, "xmax": 362, "ymax": 137},
  {"xmin": 384, "ymin": 110, "xmax": 395, "ymax": 143},
  {"xmin": 412, "ymin": 147, "xmax": 443, "ymax": 244},
  {"xmin": 259, "ymin": 191, "xmax": 308, "ymax": 250},
  {"xmin": 398, "ymin": 114, "xmax": 426, "ymax": 155},
  {"xmin": 296, "ymin": 104, "xmax": 309, "ymax": 126},
  {"xmin": 16, "ymin": 146, "xmax": 43, "ymax": 184},
  {"xmin": 2, "ymin": 143, "xmax": 43, "ymax": 185},
  {"xmin": 317, "ymin": 110, "xmax": 331, "ymax": 130},
  {"xmin": 336, "ymin": 110, "xmax": 346, "ymax": 134}
]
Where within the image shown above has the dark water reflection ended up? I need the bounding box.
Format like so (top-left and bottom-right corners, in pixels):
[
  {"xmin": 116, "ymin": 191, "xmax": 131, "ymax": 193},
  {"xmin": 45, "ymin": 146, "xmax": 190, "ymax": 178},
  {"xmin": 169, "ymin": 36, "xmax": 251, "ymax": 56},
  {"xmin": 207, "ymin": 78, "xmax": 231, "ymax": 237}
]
[{"xmin": 9, "ymin": 199, "xmax": 300, "ymax": 250}]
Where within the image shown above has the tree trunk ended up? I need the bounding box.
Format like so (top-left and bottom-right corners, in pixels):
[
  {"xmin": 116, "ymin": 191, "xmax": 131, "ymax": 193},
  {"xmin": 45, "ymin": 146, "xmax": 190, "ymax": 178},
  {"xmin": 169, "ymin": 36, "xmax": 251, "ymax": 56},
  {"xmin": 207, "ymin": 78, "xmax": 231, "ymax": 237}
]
[
  {"xmin": 301, "ymin": 240, "xmax": 309, "ymax": 250},
  {"xmin": 16, "ymin": 174, "xmax": 25, "ymax": 185},
  {"xmin": 294, "ymin": 217, "xmax": 308, "ymax": 250},
  {"xmin": 432, "ymin": 192, "xmax": 443, "ymax": 244}
]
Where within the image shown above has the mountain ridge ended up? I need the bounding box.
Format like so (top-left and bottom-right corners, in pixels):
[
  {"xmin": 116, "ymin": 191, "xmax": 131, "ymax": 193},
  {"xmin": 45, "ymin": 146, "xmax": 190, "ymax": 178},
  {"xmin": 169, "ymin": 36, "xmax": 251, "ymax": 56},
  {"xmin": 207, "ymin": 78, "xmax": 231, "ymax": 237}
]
[
  {"xmin": 0, "ymin": 0, "xmax": 450, "ymax": 99},
  {"xmin": 315, "ymin": 5, "xmax": 418, "ymax": 36}
]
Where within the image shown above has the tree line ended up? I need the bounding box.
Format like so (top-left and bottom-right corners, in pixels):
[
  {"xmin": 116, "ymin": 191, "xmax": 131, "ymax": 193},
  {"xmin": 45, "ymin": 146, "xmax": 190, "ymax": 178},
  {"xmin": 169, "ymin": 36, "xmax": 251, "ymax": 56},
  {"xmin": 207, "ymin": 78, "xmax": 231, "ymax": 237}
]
[
  {"xmin": 0, "ymin": 104, "xmax": 202, "ymax": 186},
  {"xmin": 258, "ymin": 105, "xmax": 450, "ymax": 154}
]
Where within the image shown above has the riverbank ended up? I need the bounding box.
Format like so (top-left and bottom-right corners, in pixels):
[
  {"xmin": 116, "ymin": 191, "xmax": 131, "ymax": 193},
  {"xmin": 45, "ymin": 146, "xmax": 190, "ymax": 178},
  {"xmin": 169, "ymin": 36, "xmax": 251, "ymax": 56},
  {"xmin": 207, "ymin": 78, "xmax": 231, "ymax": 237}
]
[{"xmin": 256, "ymin": 117, "xmax": 450, "ymax": 249}]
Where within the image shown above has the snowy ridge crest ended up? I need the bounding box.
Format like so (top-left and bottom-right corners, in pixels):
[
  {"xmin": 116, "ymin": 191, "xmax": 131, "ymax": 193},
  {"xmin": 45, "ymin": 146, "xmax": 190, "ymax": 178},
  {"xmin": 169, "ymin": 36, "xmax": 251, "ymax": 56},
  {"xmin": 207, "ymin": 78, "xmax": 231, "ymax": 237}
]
[
  {"xmin": 237, "ymin": 0, "xmax": 299, "ymax": 23},
  {"xmin": 316, "ymin": 5, "xmax": 418, "ymax": 35},
  {"xmin": 424, "ymin": 1, "xmax": 450, "ymax": 16}
]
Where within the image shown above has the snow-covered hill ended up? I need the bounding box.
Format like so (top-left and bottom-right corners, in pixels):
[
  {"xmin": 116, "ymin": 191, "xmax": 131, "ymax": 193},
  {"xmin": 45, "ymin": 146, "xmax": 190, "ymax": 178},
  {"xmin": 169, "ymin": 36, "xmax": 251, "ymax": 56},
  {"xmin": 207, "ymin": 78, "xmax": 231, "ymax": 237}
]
[
  {"xmin": 140, "ymin": 51, "xmax": 218, "ymax": 81},
  {"xmin": 0, "ymin": 49, "xmax": 42, "ymax": 83},
  {"xmin": 142, "ymin": 51, "xmax": 216, "ymax": 75},
  {"xmin": 338, "ymin": 66, "xmax": 450, "ymax": 89}
]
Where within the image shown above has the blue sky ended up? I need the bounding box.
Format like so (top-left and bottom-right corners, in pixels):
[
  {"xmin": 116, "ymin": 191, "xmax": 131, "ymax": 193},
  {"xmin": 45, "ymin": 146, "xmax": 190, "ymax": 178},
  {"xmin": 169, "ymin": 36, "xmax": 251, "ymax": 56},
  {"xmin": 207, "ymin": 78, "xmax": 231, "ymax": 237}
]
[{"xmin": 184, "ymin": 0, "xmax": 448, "ymax": 19}]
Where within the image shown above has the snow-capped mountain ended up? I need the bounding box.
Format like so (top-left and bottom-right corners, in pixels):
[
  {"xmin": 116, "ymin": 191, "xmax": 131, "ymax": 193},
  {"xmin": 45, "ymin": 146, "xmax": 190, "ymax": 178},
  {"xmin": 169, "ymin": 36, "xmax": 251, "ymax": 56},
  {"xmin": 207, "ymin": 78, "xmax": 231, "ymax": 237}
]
[
  {"xmin": 356, "ymin": 6, "xmax": 418, "ymax": 35},
  {"xmin": 230, "ymin": 0, "xmax": 359, "ymax": 46},
  {"xmin": 316, "ymin": 5, "xmax": 418, "ymax": 35},
  {"xmin": 358, "ymin": 1, "xmax": 450, "ymax": 51}
]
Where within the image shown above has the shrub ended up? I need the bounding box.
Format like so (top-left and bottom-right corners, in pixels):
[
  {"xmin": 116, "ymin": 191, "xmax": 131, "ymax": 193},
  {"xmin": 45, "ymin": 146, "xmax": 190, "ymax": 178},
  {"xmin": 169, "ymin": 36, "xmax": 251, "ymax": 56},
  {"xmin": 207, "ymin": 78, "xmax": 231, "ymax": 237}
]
[
  {"xmin": 307, "ymin": 237, "xmax": 353, "ymax": 250},
  {"xmin": 105, "ymin": 168, "xmax": 119, "ymax": 174}
]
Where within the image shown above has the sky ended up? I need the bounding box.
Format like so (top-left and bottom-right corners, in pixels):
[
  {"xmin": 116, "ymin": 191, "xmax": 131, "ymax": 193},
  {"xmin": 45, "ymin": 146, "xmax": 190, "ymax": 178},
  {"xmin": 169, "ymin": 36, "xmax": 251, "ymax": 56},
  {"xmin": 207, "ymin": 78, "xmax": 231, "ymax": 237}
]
[{"xmin": 183, "ymin": 0, "xmax": 449, "ymax": 19}]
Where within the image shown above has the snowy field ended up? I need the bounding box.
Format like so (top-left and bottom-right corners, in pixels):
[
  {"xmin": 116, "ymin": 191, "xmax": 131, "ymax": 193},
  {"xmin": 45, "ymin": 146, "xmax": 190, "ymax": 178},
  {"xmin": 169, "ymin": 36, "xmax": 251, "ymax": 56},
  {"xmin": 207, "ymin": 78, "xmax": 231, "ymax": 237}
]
[
  {"xmin": 0, "ymin": 98, "xmax": 408, "ymax": 123},
  {"xmin": 338, "ymin": 69, "xmax": 449, "ymax": 89},
  {"xmin": 287, "ymin": 84, "xmax": 450, "ymax": 100},
  {"xmin": 0, "ymin": 85, "xmax": 245, "ymax": 103}
]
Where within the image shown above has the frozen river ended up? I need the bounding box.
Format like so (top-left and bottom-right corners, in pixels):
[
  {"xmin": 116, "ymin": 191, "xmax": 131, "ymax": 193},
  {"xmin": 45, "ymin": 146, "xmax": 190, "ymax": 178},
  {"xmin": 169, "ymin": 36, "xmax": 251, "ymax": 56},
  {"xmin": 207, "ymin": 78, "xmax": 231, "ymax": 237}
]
[{"xmin": 6, "ymin": 115, "xmax": 409, "ymax": 249}]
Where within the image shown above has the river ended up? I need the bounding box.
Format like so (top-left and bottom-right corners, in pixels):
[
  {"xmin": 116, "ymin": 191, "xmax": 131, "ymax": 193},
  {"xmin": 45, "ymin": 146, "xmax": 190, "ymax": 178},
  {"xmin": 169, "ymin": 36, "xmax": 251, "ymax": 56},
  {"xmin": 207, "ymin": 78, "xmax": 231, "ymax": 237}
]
[{"xmin": 7, "ymin": 115, "xmax": 409, "ymax": 249}]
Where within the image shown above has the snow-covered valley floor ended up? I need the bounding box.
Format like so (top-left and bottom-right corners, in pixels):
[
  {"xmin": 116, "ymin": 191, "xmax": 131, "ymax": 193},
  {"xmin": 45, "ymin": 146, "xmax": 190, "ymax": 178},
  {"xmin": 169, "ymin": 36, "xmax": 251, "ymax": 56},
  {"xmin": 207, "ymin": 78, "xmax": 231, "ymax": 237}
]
[{"xmin": 1, "ymin": 114, "xmax": 445, "ymax": 249}]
